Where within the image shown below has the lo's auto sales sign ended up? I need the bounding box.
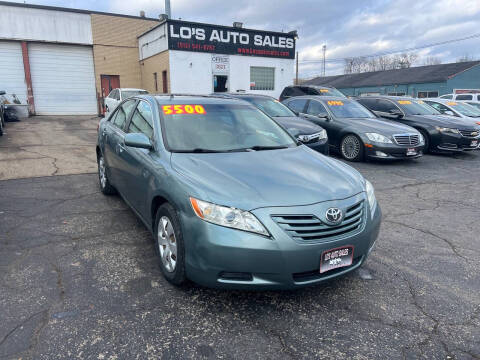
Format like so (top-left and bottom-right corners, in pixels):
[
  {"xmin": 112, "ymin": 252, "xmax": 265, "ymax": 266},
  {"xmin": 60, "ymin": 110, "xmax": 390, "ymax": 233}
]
[{"xmin": 167, "ymin": 20, "xmax": 296, "ymax": 59}]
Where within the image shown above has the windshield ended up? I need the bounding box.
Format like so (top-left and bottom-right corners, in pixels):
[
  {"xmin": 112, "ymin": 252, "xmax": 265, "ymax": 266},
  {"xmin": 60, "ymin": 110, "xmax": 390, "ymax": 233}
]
[
  {"xmin": 313, "ymin": 87, "xmax": 346, "ymax": 98},
  {"xmin": 446, "ymin": 101, "xmax": 480, "ymax": 117},
  {"xmin": 324, "ymin": 100, "xmax": 375, "ymax": 118},
  {"xmin": 161, "ymin": 103, "xmax": 296, "ymax": 152},
  {"xmin": 122, "ymin": 90, "xmax": 148, "ymax": 99},
  {"xmin": 412, "ymin": 100, "xmax": 442, "ymax": 115},
  {"xmin": 246, "ymin": 97, "xmax": 296, "ymax": 117},
  {"xmin": 396, "ymin": 99, "xmax": 440, "ymax": 115}
]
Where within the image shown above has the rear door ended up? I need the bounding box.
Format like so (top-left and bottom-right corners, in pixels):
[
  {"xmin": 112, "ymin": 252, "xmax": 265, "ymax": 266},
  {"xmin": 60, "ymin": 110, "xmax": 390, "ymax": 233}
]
[{"xmin": 120, "ymin": 100, "xmax": 156, "ymax": 218}]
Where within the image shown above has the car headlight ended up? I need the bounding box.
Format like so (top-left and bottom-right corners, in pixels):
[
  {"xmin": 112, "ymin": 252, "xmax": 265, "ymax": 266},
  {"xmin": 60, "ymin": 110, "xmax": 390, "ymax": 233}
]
[
  {"xmin": 365, "ymin": 180, "xmax": 377, "ymax": 217},
  {"xmin": 365, "ymin": 133, "xmax": 393, "ymax": 143},
  {"xmin": 297, "ymin": 129, "xmax": 327, "ymax": 142},
  {"xmin": 435, "ymin": 127, "xmax": 459, "ymax": 134},
  {"xmin": 417, "ymin": 132, "xmax": 425, "ymax": 144},
  {"xmin": 190, "ymin": 197, "xmax": 269, "ymax": 236}
]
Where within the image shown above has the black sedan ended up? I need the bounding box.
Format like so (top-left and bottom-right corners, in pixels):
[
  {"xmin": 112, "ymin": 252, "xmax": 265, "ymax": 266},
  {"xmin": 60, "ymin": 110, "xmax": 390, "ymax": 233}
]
[
  {"xmin": 215, "ymin": 94, "xmax": 329, "ymax": 155},
  {"xmin": 282, "ymin": 95, "xmax": 425, "ymax": 162},
  {"xmin": 357, "ymin": 96, "xmax": 480, "ymax": 153}
]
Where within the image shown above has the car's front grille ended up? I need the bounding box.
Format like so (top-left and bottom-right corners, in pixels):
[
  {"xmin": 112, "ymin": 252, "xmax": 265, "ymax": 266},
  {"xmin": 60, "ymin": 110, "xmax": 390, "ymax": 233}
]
[
  {"xmin": 271, "ymin": 201, "xmax": 365, "ymax": 243},
  {"xmin": 393, "ymin": 134, "xmax": 420, "ymax": 146},
  {"xmin": 459, "ymin": 129, "xmax": 479, "ymax": 137}
]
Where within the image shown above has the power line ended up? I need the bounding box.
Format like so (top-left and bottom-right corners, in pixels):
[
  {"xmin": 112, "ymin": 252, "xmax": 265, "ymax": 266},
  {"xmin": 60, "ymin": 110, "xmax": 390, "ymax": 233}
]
[{"xmin": 299, "ymin": 33, "xmax": 480, "ymax": 64}]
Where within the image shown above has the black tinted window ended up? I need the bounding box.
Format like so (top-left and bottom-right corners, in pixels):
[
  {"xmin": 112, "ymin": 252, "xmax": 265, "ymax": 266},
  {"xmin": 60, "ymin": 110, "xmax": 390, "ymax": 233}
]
[
  {"xmin": 128, "ymin": 101, "xmax": 154, "ymax": 139},
  {"xmin": 306, "ymin": 100, "xmax": 327, "ymax": 115},
  {"xmin": 375, "ymin": 100, "xmax": 398, "ymax": 112},
  {"xmin": 286, "ymin": 99, "xmax": 307, "ymax": 113},
  {"xmin": 112, "ymin": 100, "xmax": 136, "ymax": 130},
  {"xmin": 456, "ymin": 95, "xmax": 473, "ymax": 100},
  {"xmin": 357, "ymin": 98, "xmax": 376, "ymax": 109},
  {"xmin": 281, "ymin": 87, "xmax": 293, "ymax": 97}
]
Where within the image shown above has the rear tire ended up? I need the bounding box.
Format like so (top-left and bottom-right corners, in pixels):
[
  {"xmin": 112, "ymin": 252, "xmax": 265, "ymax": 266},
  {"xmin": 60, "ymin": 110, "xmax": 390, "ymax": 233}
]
[
  {"xmin": 154, "ymin": 203, "xmax": 187, "ymax": 286},
  {"xmin": 97, "ymin": 153, "xmax": 116, "ymax": 195},
  {"xmin": 340, "ymin": 134, "xmax": 364, "ymax": 162}
]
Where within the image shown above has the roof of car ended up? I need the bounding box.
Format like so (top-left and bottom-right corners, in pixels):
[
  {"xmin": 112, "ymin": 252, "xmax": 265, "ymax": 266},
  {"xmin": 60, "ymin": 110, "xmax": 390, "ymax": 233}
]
[
  {"xmin": 152, "ymin": 94, "xmax": 247, "ymax": 105},
  {"xmin": 119, "ymin": 88, "xmax": 148, "ymax": 92},
  {"xmin": 284, "ymin": 95, "xmax": 351, "ymax": 101},
  {"xmin": 423, "ymin": 98, "xmax": 457, "ymax": 103},
  {"xmin": 357, "ymin": 95, "xmax": 416, "ymax": 101}
]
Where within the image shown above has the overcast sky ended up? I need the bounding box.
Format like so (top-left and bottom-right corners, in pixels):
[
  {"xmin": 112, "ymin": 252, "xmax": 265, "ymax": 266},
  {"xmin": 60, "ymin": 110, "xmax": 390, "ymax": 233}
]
[{"xmin": 6, "ymin": 0, "xmax": 480, "ymax": 78}]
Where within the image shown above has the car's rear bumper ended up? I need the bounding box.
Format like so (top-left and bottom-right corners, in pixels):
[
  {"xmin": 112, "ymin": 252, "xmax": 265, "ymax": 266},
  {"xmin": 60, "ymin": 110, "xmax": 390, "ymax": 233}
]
[{"xmin": 182, "ymin": 193, "xmax": 381, "ymax": 290}]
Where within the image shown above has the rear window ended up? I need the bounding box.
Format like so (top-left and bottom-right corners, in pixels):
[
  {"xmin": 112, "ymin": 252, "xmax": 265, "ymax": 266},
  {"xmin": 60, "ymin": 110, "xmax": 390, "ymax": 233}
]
[{"xmin": 160, "ymin": 103, "xmax": 296, "ymax": 152}]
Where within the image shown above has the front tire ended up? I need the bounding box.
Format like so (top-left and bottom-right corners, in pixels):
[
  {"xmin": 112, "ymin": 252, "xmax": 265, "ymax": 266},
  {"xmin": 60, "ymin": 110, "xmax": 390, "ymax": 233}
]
[
  {"xmin": 340, "ymin": 134, "xmax": 364, "ymax": 162},
  {"xmin": 154, "ymin": 203, "xmax": 187, "ymax": 286},
  {"xmin": 97, "ymin": 153, "xmax": 116, "ymax": 195}
]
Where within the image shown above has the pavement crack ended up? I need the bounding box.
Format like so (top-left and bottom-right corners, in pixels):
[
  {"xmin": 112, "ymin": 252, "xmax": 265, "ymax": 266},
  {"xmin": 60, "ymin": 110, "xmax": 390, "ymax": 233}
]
[{"xmin": 0, "ymin": 309, "xmax": 48, "ymax": 348}]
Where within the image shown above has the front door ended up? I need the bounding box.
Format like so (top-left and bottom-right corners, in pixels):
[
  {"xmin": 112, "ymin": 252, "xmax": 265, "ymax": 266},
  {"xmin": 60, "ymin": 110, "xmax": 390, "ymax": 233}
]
[
  {"xmin": 213, "ymin": 75, "xmax": 228, "ymax": 92},
  {"xmin": 100, "ymin": 75, "xmax": 120, "ymax": 114}
]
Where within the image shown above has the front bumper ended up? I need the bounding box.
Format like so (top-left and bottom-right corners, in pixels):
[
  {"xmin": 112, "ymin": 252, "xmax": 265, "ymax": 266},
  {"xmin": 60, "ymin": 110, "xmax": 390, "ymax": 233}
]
[
  {"xmin": 364, "ymin": 143, "xmax": 424, "ymax": 160},
  {"xmin": 305, "ymin": 137, "xmax": 329, "ymax": 155},
  {"xmin": 182, "ymin": 193, "xmax": 381, "ymax": 290},
  {"xmin": 434, "ymin": 133, "xmax": 479, "ymax": 152}
]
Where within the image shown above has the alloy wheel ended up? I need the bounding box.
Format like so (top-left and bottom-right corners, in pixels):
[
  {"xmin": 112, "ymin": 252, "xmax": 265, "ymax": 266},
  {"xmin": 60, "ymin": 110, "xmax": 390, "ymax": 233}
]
[
  {"xmin": 342, "ymin": 135, "xmax": 361, "ymax": 160},
  {"xmin": 158, "ymin": 216, "xmax": 177, "ymax": 272},
  {"xmin": 98, "ymin": 156, "xmax": 107, "ymax": 189}
]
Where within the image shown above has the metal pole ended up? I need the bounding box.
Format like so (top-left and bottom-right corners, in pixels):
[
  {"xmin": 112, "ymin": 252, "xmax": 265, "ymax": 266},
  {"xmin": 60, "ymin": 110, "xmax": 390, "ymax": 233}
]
[
  {"xmin": 165, "ymin": 0, "xmax": 171, "ymax": 18},
  {"xmin": 322, "ymin": 45, "xmax": 326, "ymax": 77},
  {"xmin": 296, "ymin": 51, "xmax": 299, "ymax": 85}
]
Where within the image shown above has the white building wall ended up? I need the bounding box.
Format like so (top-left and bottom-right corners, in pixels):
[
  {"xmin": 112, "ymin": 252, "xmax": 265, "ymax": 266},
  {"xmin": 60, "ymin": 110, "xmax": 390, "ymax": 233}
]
[
  {"xmin": 138, "ymin": 24, "xmax": 168, "ymax": 60},
  {"xmin": 169, "ymin": 50, "xmax": 294, "ymax": 98},
  {"xmin": 0, "ymin": 5, "xmax": 92, "ymax": 45}
]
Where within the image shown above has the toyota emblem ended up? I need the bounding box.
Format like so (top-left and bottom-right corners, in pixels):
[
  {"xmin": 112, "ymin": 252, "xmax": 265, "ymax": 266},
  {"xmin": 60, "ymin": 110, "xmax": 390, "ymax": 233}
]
[{"xmin": 325, "ymin": 207, "xmax": 343, "ymax": 224}]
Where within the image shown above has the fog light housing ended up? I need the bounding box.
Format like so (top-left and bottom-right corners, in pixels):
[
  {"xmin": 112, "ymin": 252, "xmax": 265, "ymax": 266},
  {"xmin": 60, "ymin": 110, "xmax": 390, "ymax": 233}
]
[
  {"xmin": 219, "ymin": 272, "xmax": 253, "ymax": 281},
  {"xmin": 375, "ymin": 151, "xmax": 388, "ymax": 157}
]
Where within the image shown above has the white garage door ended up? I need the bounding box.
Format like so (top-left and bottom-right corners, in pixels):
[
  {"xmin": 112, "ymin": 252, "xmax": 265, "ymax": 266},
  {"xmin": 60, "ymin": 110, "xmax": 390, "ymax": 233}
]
[
  {"xmin": 0, "ymin": 41, "xmax": 27, "ymax": 103},
  {"xmin": 29, "ymin": 43, "xmax": 97, "ymax": 115}
]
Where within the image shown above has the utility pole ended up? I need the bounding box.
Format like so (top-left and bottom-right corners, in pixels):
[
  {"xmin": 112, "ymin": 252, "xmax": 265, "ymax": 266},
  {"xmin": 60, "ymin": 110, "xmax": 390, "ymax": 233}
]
[
  {"xmin": 322, "ymin": 44, "xmax": 326, "ymax": 77},
  {"xmin": 295, "ymin": 51, "xmax": 299, "ymax": 85},
  {"xmin": 165, "ymin": 0, "xmax": 171, "ymax": 18}
]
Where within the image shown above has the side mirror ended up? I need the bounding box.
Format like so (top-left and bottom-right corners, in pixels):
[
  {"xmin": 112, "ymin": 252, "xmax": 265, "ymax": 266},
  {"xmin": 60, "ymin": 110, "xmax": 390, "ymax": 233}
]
[
  {"xmin": 0, "ymin": 91, "xmax": 5, "ymax": 95},
  {"xmin": 444, "ymin": 110, "xmax": 455, "ymax": 116},
  {"xmin": 388, "ymin": 109, "xmax": 403, "ymax": 118},
  {"xmin": 124, "ymin": 133, "xmax": 152, "ymax": 150},
  {"xmin": 317, "ymin": 112, "xmax": 330, "ymax": 120}
]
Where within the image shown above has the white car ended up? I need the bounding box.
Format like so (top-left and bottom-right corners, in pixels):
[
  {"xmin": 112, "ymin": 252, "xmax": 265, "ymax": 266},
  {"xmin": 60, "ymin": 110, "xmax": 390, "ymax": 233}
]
[
  {"xmin": 440, "ymin": 93, "xmax": 480, "ymax": 102},
  {"xmin": 423, "ymin": 98, "xmax": 480, "ymax": 126},
  {"xmin": 105, "ymin": 88, "xmax": 148, "ymax": 115}
]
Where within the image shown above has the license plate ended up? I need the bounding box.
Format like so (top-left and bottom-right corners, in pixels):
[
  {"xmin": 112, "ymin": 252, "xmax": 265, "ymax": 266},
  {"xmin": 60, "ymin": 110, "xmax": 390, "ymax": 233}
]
[
  {"xmin": 471, "ymin": 140, "xmax": 478, "ymax": 147},
  {"xmin": 407, "ymin": 148, "xmax": 417, "ymax": 156},
  {"xmin": 320, "ymin": 246, "xmax": 354, "ymax": 274}
]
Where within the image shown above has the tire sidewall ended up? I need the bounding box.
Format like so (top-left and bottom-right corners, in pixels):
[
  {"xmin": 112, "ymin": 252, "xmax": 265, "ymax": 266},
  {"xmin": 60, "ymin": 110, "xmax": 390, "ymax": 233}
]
[
  {"xmin": 154, "ymin": 203, "xmax": 186, "ymax": 285},
  {"xmin": 341, "ymin": 134, "xmax": 364, "ymax": 162},
  {"xmin": 97, "ymin": 153, "xmax": 115, "ymax": 195}
]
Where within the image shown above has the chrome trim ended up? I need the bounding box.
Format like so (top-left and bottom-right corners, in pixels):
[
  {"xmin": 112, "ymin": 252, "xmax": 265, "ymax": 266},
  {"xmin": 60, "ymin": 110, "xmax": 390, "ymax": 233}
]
[{"xmin": 393, "ymin": 133, "xmax": 420, "ymax": 146}]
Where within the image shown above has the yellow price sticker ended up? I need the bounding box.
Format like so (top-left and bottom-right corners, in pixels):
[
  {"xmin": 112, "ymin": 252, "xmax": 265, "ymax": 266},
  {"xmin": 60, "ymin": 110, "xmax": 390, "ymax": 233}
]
[
  {"xmin": 446, "ymin": 102, "xmax": 457, "ymax": 106},
  {"xmin": 416, "ymin": 100, "xmax": 425, "ymax": 104},
  {"xmin": 398, "ymin": 100, "xmax": 412, "ymax": 105},
  {"xmin": 320, "ymin": 89, "xmax": 329, "ymax": 93},
  {"xmin": 327, "ymin": 100, "xmax": 344, "ymax": 106}
]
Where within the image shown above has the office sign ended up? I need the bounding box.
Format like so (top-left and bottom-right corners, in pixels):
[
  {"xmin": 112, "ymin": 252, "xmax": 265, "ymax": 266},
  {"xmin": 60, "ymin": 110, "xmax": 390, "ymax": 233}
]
[
  {"xmin": 168, "ymin": 20, "xmax": 295, "ymax": 59},
  {"xmin": 211, "ymin": 54, "xmax": 229, "ymax": 74}
]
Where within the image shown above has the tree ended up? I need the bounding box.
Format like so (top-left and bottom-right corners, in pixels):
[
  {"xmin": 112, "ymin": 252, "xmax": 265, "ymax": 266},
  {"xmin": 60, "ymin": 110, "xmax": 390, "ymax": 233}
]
[
  {"xmin": 456, "ymin": 54, "xmax": 476, "ymax": 63},
  {"xmin": 423, "ymin": 56, "xmax": 442, "ymax": 65},
  {"xmin": 343, "ymin": 52, "xmax": 418, "ymax": 74}
]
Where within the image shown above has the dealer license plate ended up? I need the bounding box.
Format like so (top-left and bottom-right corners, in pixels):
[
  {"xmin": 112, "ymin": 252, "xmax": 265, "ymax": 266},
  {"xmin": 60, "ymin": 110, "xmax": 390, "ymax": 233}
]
[
  {"xmin": 407, "ymin": 148, "xmax": 417, "ymax": 156},
  {"xmin": 320, "ymin": 246, "xmax": 354, "ymax": 274},
  {"xmin": 471, "ymin": 140, "xmax": 478, "ymax": 147}
]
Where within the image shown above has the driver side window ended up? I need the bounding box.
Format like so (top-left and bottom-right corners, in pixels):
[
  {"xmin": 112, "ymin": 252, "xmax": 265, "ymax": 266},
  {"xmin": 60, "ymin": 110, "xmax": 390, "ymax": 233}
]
[
  {"xmin": 375, "ymin": 100, "xmax": 398, "ymax": 113},
  {"xmin": 306, "ymin": 100, "xmax": 327, "ymax": 115},
  {"xmin": 427, "ymin": 102, "xmax": 456, "ymax": 116}
]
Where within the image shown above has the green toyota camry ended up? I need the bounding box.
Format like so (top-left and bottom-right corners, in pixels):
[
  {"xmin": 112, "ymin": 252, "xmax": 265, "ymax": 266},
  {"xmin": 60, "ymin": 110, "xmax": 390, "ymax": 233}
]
[{"xmin": 96, "ymin": 95, "xmax": 381, "ymax": 290}]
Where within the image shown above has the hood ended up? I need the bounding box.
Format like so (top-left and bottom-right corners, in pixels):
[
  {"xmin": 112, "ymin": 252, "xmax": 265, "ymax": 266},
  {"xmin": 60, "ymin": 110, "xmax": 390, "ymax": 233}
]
[
  {"xmin": 272, "ymin": 116, "xmax": 324, "ymax": 136},
  {"xmin": 171, "ymin": 146, "xmax": 365, "ymax": 210},
  {"xmin": 408, "ymin": 114, "xmax": 478, "ymax": 130},
  {"xmin": 346, "ymin": 117, "xmax": 419, "ymax": 135}
]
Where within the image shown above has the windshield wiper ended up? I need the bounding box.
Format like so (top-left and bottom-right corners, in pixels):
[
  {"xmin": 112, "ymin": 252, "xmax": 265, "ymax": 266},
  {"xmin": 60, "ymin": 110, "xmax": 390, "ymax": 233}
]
[
  {"xmin": 245, "ymin": 145, "xmax": 290, "ymax": 151},
  {"xmin": 174, "ymin": 148, "xmax": 225, "ymax": 153}
]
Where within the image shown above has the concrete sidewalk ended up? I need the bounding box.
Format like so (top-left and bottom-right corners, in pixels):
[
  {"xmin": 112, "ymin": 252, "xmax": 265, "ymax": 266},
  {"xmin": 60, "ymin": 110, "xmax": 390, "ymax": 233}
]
[{"xmin": 0, "ymin": 116, "xmax": 100, "ymax": 180}]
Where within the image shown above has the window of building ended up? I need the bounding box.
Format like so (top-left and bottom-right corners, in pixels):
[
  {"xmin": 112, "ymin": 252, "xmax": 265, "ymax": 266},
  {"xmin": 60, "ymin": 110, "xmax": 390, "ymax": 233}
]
[
  {"xmin": 387, "ymin": 92, "xmax": 406, "ymax": 96},
  {"xmin": 250, "ymin": 67, "xmax": 275, "ymax": 90},
  {"xmin": 417, "ymin": 91, "xmax": 439, "ymax": 98},
  {"xmin": 128, "ymin": 101, "xmax": 154, "ymax": 139},
  {"xmin": 162, "ymin": 71, "xmax": 168, "ymax": 93},
  {"xmin": 154, "ymin": 72, "xmax": 158, "ymax": 92}
]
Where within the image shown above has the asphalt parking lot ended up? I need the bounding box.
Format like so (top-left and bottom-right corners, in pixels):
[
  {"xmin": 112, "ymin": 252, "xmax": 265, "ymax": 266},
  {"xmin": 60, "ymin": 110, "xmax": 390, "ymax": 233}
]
[{"xmin": 1, "ymin": 117, "xmax": 479, "ymax": 359}]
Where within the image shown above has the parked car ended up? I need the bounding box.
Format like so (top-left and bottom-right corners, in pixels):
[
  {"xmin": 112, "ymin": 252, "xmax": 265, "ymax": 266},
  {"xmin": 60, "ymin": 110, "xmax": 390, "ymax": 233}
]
[
  {"xmin": 96, "ymin": 95, "xmax": 381, "ymax": 289},
  {"xmin": 465, "ymin": 102, "xmax": 480, "ymax": 111},
  {"xmin": 215, "ymin": 93, "xmax": 329, "ymax": 155},
  {"xmin": 279, "ymin": 85, "xmax": 346, "ymax": 102},
  {"xmin": 0, "ymin": 90, "xmax": 5, "ymax": 136},
  {"xmin": 104, "ymin": 88, "xmax": 148, "ymax": 114},
  {"xmin": 439, "ymin": 93, "xmax": 480, "ymax": 102},
  {"xmin": 282, "ymin": 96, "xmax": 425, "ymax": 161},
  {"xmin": 422, "ymin": 98, "xmax": 480, "ymax": 125},
  {"xmin": 357, "ymin": 96, "xmax": 480, "ymax": 153}
]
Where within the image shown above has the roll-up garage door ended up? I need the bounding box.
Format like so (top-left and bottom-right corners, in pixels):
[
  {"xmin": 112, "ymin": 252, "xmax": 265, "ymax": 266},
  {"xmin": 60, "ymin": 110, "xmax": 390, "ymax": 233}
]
[
  {"xmin": 0, "ymin": 41, "xmax": 27, "ymax": 103},
  {"xmin": 29, "ymin": 43, "xmax": 97, "ymax": 115}
]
